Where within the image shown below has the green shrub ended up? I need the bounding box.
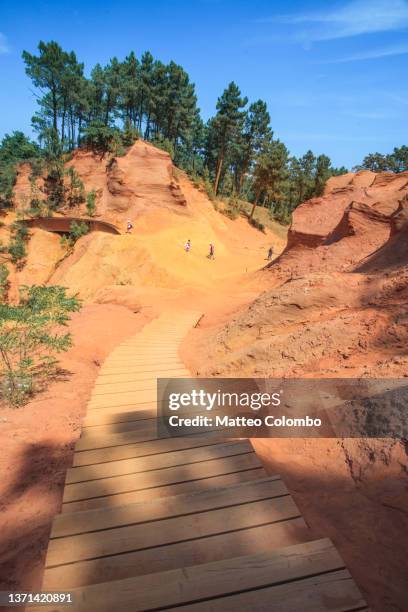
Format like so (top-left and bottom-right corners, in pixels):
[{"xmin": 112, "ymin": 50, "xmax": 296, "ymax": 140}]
[
  {"xmin": 0, "ymin": 132, "xmax": 42, "ymax": 210},
  {"xmin": 82, "ymin": 121, "xmax": 119, "ymax": 155},
  {"xmin": 0, "ymin": 264, "xmax": 9, "ymax": 300},
  {"xmin": 0, "ymin": 164, "xmax": 17, "ymax": 209},
  {"xmin": 66, "ymin": 167, "xmax": 85, "ymax": 208},
  {"xmin": 223, "ymin": 207, "xmax": 239, "ymax": 220},
  {"xmin": 0, "ymin": 285, "xmax": 81, "ymax": 406},
  {"xmin": 59, "ymin": 234, "xmax": 72, "ymax": 250},
  {"xmin": 248, "ymin": 217, "xmax": 266, "ymax": 232},
  {"xmin": 121, "ymin": 120, "xmax": 141, "ymax": 147},
  {"xmin": 44, "ymin": 158, "xmax": 66, "ymax": 211},
  {"xmin": 8, "ymin": 223, "xmax": 29, "ymax": 265},
  {"xmin": 69, "ymin": 220, "xmax": 89, "ymax": 242},
  {"xmin": 29, "ymin": 158, "xmax": 44, "ymax": 179},
  {"xmin": 151, "ymin": 135, "xmax": 175, "ymax": 159},
  {"xmin": 86, "ymin": 190, "xmax": 97, "ymax": 217},
  {"xmin": 202, "ymin": 167, "xmax": 216, "ymax": 201}
]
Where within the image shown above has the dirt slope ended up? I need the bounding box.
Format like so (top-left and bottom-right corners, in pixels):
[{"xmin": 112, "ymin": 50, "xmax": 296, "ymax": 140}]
[
  {"xmin": 180, "ymin": 170, "xmax": 408, "ymax": 612},
  {"xmin": 8, "ymin": 141, "xmax": 284, "ymax": 308},
  {"xmin": 185, "ymin": 170, "xmax": 408, "ymax": 379},
  {"xmin": 273, "ymin": 170, "xmax": 408, "ymax": 276}
]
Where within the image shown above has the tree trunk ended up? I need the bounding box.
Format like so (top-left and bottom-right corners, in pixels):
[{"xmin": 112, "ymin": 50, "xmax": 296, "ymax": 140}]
[
  {"xmin": 145, "ymin": 113, "xmax": 151, "ymax": 140},
  {"xmin": 213, "ymin": 151, "xmax": 224, "ymax": 195},
  {"xmin": 52, "ymin": 84, "xmax": 58, "ymax": 135},
  {"xmin": 249, "ymin": 188, "xmax": 261, "ymax": 219},
  {"xmin": 61, "ymin": 107, "xmax": 66, "ymax": 148}
]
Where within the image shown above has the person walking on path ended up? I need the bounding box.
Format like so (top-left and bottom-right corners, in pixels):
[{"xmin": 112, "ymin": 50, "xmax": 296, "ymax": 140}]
[
  {"xmin": 267, "ymin": 246, "xmax": 273, "ymax": 260},
  {"xmin": 126, "ymin": 220, "xmax": 133, "ymax": 234},
  {"xmin": 208, "ymin": 243, "xmax": 215, "ymax": 260},
  {"xmin": 184, "ymin": 239, "xmax": 191, "ymax": 253}
]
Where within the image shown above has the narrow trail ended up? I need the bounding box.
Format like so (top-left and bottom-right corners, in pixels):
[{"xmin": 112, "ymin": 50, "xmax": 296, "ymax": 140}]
[{"xmin": 38, "ymin": 312, "xmax": 366, "ymax": 611}]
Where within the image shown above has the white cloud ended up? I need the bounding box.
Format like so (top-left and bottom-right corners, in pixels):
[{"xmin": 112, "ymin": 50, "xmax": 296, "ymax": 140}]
[
  {"xmin": 0, "ymin": 33, "xmax": 10, "ymax": 54},
  {"xmin": 322, "ymin": 42, "xmax": 408, "ymax": 63},
  {"xmin": 264, "ymin": 0, "xmax": 408, "ymax": 42}
]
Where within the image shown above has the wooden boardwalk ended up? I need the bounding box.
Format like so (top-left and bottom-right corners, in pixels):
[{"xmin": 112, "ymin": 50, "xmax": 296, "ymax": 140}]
[{"xmin": 40, "ymin": 312, "xmax": 367, "ymax": 611}]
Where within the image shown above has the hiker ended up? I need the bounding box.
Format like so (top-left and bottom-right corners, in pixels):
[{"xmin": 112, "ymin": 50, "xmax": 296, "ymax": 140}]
[
  {"xmin": 126, "ymin": 220, "xmax": 133, "ymax": 234},
  {"xmin": 267, "ymin": 246, "xmax": 273, "ymax": 260},
  {"xmin": 208, "ymin": 243, "xmax": 215, "ymax": 259},
  {"xmin": 184, "ymin": 239, "xmax": 191, "ymax": 253}
]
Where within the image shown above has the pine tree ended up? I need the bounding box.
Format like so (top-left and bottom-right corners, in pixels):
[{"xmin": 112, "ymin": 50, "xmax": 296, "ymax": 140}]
[
  {"xmin": 233, "ymin": 100, "xmax": 271, "ymax": 195},
  {"xmin": 314, "ymin": 154, "xmax": 332, "ymax": 197},
  {"xmin": 22, "ymin": 42, "xmax": 82, "ymax": 153},
  {"xmin": 209, "ymin": 82, "xmax": 248, "ymax": 195},
  {"xmin": 250, "ymin": 140, "xmax": 289, "ymax": 219},
  {"xmin": 0, "ymin": 132, "xmax": 41, "ymax": 208},
  {"xmin": 138, "ymin": 51, "xmax": 155, "ymax": 137},
  {"xmin": 120, "ymin": 52, "xmax": 140, "ymax": 127}
]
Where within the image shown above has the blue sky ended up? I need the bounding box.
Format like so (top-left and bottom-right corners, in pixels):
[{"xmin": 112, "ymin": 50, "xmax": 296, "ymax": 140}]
[{"xmin": 0, "ymin": 0, "xmax": 407, "ymax": 168}]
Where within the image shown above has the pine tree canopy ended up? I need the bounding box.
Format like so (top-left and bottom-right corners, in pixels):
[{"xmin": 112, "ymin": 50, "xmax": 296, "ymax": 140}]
[{"xmin": 5, "ymin": 39, "xmax": 401, "ymax": 224}]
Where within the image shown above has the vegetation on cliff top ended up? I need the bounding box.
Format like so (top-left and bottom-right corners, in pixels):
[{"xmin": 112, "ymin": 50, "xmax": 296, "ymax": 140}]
[
  {"xmin": 1, "ymin": 40, "xmax": 406, "ymax": 226},
  {"xmin": 1, "ymin": 40, "xmax": 347, "ymax": 225}
]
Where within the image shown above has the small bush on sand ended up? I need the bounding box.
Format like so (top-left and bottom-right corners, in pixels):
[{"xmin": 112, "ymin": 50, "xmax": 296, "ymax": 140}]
[
  {"xmin": 8, "ymin": 222, "xmax": 29, "ymax": 266},
  {"xmin": 86, "ymin": 190, "xmax": 97, "ymax": 216},
  {"xmin": 0, "ymin": 285, "xmax": 81, "ymax": 406},
  {"xmin": 69, "ymin": 220, "xmax": 89, "ymax": 242},
  {"xmin": 66, "ymin": 167, "xmax": 85, "ymax": 208},
  {"xmin": 0, "ymin": 264, "xmax": 9, "ymax": 300},
  {"xmin": 248, "ymin": 217, "xmax": 265, "ymax": 232},
  {"xmin": 151, "ymin": 135, "xmax": 175, "ymax": 159},
  {"xmin": 121, "ymin": 120, "xmax": 141, "ymax": 147}
]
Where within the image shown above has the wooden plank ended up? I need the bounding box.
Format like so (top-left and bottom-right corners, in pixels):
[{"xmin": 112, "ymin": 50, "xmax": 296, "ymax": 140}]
[
  {"xmin": 103, "ymin": 352, "xmax": 181, "ymax": 358},
  {"xmin": 100, "ymin": 361, "xmax": 180, "ymax": 369},
  {"xmin": 81, "ymin": 416, "xmax": 157, "ymax": 436},
  {"xmin": 62, "ymin": 452, "xmax": 263, "ymax": 504},
  {"xmin": 51, "ymin": 476, "xmax": 283, "ymax": 538},
  {"xmin": 66, "ymin": 441, "xmax": 254, "ymax": 483},
  {"xmin": 119, "ymin": 345, "xmax": 183, "ymax": 350},
  {"xmin": 76, "ymin": 427, "xmax": 223, "ymax": 453},
  {"xmin": 169, "ymin": 569, "xmax": 365, "ymax": 611},
  {"xmin": 91, "ymin": 377, "xmax": 192, "ymax": 396},
  {"xmin": 82, "ymin": 404, "xmax": 208, "ymax": 429},
  {"xmin": 101, "ymin": 360, "xmax": 180, "ymax": 368},
  {"xmin": 62, "ymin": 469, "xmax": 267, "ymax": 512},
  {"xmin": 96, "ymin": 366, "xmax": 189, "ymax": 378},
  {"xmin": 73, "ymin": 433, "xmax": 235, "ymax": 466},
  {"xmin": 48, "ymin": 495, "xmax": 299, "ymax": 567},
  {"xmin": 117, "ymin": 343, "xmax": 182, "ymax": 348},
  {"xmin": 98, "ymin": 362, "xmax": 186, "ymax": 374},
  {"xmin": 93, "ymin": 370, "xmax": 189, "ymax": 384},
  {"xmin": 85, "ymin": 399, "xmax": 158, "ymax": 412},
  {"xmin": 43, "ymin": 539, "xmax": 346, "ymax": 612},
  {"xmin": 105, "ymin": 349, "xmax": 180, "ymax": 356},
  {"xmin": 81, "ymin": 408, "xmax": 219, "ymax": 434},
  {"xmin": 99, "ymin": 361, "xmax": 186, "ymax": 372},
  {"xmin": 75, "ymin": 421, "xmax": 159, "ymax": 450},
  {"xmin": 82, "ymin": 407, "xmax": 157, "ymax": 428},
  {"xmin": 76, "ymin": 420, "xmax": 221, "ymax": 450},
  {"xmin": 102, "ymin": 350, "xmax": 183, "ymax": 356},
  {"xmin": 87, "ymin": 391, "xmax": 160, "ymax": 410},
  {"xmin": 91, "ymin": 381, "xmax": 159, "ymax": 395},
  {"xmin": 43, "ymin": 515, "xmax": 309, "ymax": 589}
]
